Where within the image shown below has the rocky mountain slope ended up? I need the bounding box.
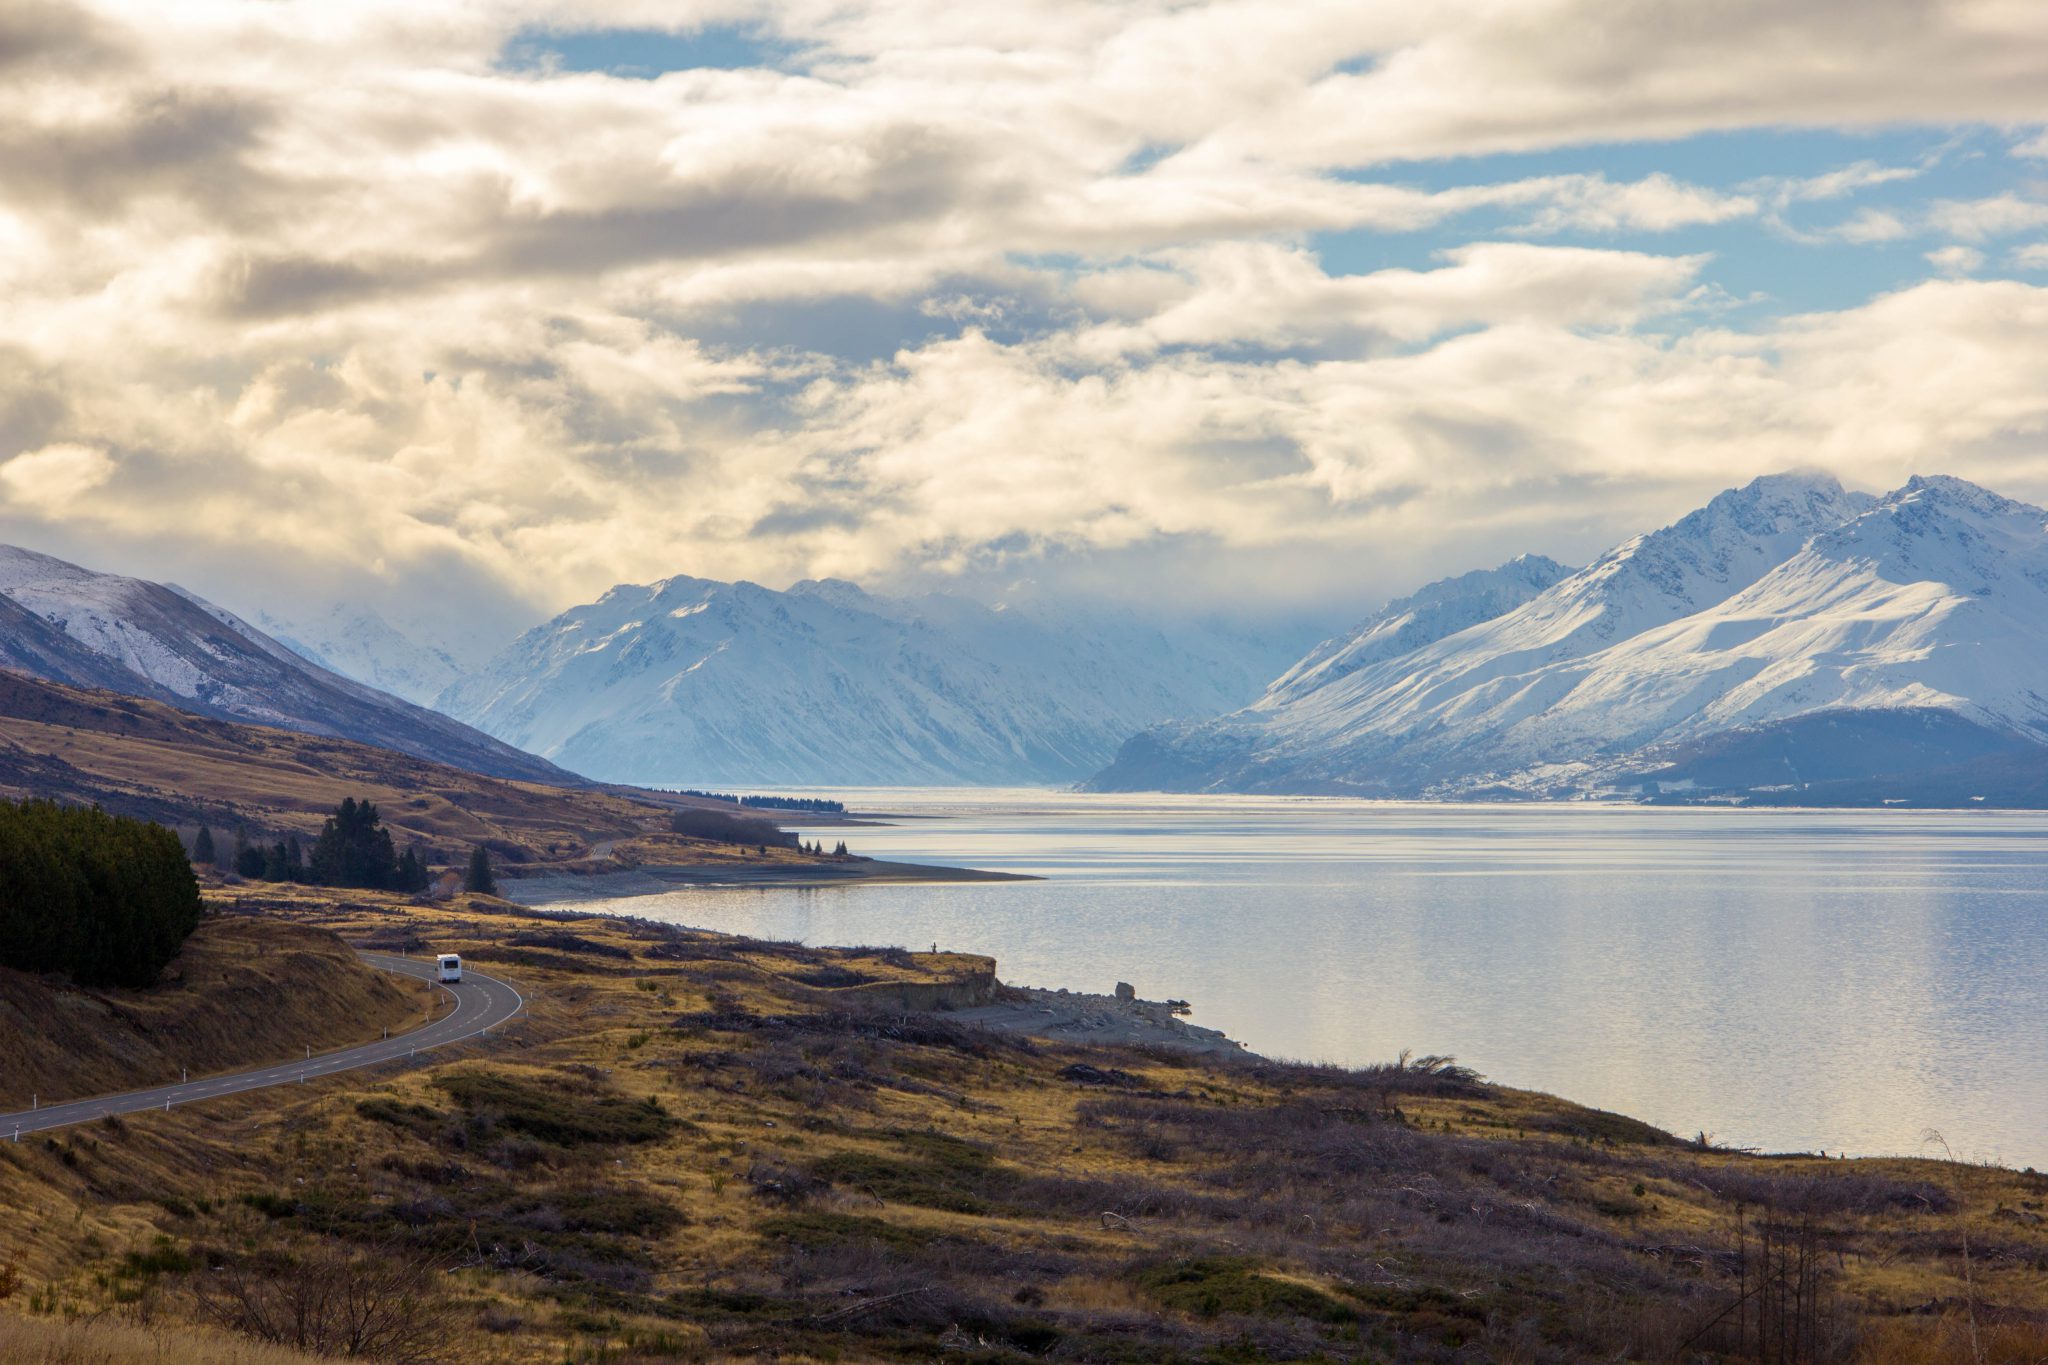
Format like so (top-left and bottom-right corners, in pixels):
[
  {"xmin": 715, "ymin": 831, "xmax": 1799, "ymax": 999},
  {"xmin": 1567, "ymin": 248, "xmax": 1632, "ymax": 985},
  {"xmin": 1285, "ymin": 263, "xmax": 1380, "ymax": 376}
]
[
  {"xmin": 1087, "ymin": 473, "xmax": 2048, "ymax": 801},
  {"xmin": 439, "ymin": 575, "xmax": 1304, "ymax": 786},
  {"xmin": 0, "ymin": 545, "xmax": 574, "ymax": 785}
]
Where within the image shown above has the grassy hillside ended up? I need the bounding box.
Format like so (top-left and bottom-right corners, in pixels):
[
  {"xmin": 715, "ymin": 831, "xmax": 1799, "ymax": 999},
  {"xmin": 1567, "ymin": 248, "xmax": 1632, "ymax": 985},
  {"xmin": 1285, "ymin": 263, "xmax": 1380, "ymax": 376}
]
[
  {"xmin": 0, "ymin": 916, "xmax": 420, "ymax": 1111},
  {"xmin": 1, "ymin": 886, "xmax": 2042, "ymax": 1363},
  {"xmin": 0, "ymin": 670, "xmax": 770, "ymax": 867}
]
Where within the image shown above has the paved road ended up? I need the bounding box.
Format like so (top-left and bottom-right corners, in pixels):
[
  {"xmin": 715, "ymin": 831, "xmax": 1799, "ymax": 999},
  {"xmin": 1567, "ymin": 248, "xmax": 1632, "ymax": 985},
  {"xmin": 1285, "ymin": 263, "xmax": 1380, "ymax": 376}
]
[{"xmin": 2, "ymin": 952, "xmax": 524, "ymax": 1142}]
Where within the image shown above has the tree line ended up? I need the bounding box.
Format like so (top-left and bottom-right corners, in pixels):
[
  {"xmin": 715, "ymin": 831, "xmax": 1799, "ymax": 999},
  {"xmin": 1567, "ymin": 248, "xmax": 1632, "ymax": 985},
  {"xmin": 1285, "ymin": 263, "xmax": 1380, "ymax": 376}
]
[
  {"xmin": 0, "ymin": 799, "xmax": 203, "ymax": 987},
  {"xmin": 675, "ymin": 790, "xmax": 847, "ymax": 814},
  {"xmin": 191, "ymin": 798, "xmax": 495, "ymax": 895}
]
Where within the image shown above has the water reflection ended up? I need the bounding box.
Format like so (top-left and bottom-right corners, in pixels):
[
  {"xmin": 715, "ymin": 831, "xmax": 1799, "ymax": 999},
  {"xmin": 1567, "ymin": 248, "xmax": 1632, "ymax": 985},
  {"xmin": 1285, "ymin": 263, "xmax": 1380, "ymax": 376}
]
[{"xmin": 537, "ymin": 794, "xmax": 2048, "ymax": 1166}]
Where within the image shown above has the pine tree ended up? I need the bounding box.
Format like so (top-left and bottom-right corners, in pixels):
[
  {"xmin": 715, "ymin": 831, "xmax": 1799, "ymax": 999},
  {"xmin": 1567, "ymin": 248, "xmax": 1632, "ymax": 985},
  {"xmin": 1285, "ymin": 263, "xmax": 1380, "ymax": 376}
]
[
  {"xmin": 192, "ymin": 825, "xmax": 216, "ymax": 865},
  {"xmin": 465, "ymin": 845, "xmax": 497, "ymax": 896},
  {"xmin": 308, "ymin": 797, "xmax": 399, "ymax": 889},
  {"xmin": 0, "ymin": 800, "xmax": 202, "ymax": 986},
  {"xmin": 396, "ymin": 847, "xmax": 427, "ymax": 893},
  {"xmin": 263, "ymin": 841, "xmax": 289, "ymax": 881},
  {"xmin": 233, "ymin": 829, "xmax": 265, "ymax": 879}
]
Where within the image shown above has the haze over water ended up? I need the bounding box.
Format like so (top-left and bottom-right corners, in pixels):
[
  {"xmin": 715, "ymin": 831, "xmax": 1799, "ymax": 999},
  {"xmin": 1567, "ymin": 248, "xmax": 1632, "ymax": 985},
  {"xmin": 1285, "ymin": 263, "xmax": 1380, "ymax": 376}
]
[{"xmin": 544, "ymin": 794, "xmax": 2048, "ymax": 1168}]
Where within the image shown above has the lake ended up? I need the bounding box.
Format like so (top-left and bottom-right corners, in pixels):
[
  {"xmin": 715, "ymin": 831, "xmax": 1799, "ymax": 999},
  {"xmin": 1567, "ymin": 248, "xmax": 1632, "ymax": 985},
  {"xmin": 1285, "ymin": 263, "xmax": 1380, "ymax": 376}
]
[{"xmin": 533, "ymin": 792, "xmax": 2048, "ymax": 1167}]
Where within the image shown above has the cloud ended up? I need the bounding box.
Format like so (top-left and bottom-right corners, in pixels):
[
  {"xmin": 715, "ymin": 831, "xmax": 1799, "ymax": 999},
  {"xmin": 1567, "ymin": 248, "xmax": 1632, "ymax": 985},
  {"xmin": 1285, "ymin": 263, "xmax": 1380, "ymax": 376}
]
[
  {"xmin": 1068, "ymin": 241, "xmax": 1709, "ymax": 357},
  {"xmin": 2012, "ymin": 242, "xmax": 2048, "ymax": 270},
  {"xmin": 1824, "ymin": 208, "xmax": 1912, "ymax": 244},
  {"xmin": 4, "ymin": 0, "xmax": 2048, "ymax": 631},
  {"xmin": 1926, "ymin": 194, "xmax": 2048, "ymax": 241},
  {"xmin": 0, "ymin": 443, "xmax": 114, "ymax": 510},
  {"xmin": 1925, "ymin": 245, "xmax": 1984, "ymax": 275},
  {"xmin": 1509, "ymin": 174, "xmax": 1756, "ymax": 235}
]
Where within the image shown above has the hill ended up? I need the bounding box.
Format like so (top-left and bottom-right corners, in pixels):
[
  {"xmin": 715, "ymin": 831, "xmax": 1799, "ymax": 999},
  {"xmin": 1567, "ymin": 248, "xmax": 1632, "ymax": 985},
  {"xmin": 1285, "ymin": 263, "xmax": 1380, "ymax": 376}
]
[
  {"xmin": 0, "ymin": 915, "xmax": 417, "ymax": 1111},
  {"xmin": 0, "ymin": 545, "xmax": 573, "ymax": 786},
  {"xmin": 1, "ymin": 886, "xmax": 2041, "ymax": 1363},
  {"xmin": 0, "ymin": 670, "xmax": 707, "ymax": 864}
]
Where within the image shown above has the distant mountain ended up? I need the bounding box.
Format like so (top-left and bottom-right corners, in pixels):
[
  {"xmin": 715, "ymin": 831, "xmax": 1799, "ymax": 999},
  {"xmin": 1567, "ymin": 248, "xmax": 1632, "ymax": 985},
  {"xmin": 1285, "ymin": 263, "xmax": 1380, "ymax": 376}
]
[
  {"xmin": 439, "ymin": 575, "xmax": 1309, "ymax": 786},
  {"xmin": 255, "ymin": 604, "xmax": 467, "ymax": 707},
  {"xmin": 1087, "ymin": 473, "xmax": 2048, "ymax": 802},
  {"xmin": 0, "ymin": 545, "xmax": 575, "ymax": 786}
]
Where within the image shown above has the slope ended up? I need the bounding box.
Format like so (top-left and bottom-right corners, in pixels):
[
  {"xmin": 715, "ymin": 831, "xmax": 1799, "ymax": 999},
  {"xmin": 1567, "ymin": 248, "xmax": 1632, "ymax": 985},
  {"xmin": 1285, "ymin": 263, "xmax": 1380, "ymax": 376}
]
[
  {"xmin": 1089, "ymin": 471, "xmax": 1951, "ymax": 796},
  {"xmin": 0, "ymin": 545, "xmax": 572, "ymax": 785},
  {"xmin": 0, "ymin": 670, "xmax": 685, "ymax": 860}
]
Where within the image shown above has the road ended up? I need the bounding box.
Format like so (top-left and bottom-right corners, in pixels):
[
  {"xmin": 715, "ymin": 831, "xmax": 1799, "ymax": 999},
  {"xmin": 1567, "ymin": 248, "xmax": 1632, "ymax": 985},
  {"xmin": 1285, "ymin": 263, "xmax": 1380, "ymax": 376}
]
[{"xmin": 1, "ymin": 952, "xmax": 524, "ymax": 1142}]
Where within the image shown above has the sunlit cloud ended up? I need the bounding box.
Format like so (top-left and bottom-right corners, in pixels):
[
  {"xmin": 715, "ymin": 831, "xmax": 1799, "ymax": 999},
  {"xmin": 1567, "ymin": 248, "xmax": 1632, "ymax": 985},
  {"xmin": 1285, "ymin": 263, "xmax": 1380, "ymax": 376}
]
[{"xmin": 2, "ymin": 0, "xmax": 2048, "ymax": 631}]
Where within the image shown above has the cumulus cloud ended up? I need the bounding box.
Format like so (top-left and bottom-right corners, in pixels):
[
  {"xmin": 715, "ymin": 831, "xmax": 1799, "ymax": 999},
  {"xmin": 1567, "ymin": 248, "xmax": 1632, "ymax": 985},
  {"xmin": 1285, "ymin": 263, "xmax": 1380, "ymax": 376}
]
[
  {"xmin": 1926, "ymin": 245, "xmax": 1985, "ymax": 275},
  {"xmin": 4, "ymin": 0, "xmax": 2048, "ymax": 630},
  {"xmin": 1926, "ymin": 194, "xmax": 2048, "ymax": 242},
  {"xmin": 0, "ymin": 443, "xmax": 115, "ymax": 510}
]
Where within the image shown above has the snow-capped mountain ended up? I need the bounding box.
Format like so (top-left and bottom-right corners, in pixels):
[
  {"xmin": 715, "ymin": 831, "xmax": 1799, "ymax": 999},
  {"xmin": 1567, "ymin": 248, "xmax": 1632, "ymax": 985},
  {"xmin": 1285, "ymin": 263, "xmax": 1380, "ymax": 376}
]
[
  {"xmin": 1087, "ymin": 472, "xmax": 2048, "ymax": 800},
  {"xmin": 0, "ymin": 545, "xmax": 573, "ymax": 785},
  {"xmin": 255, "ymin": 604, "xmax": 467, "ymax": 707},
  {"xmin": 438, "ymin": 575, "xmax": 1307, "ymax": 786}
]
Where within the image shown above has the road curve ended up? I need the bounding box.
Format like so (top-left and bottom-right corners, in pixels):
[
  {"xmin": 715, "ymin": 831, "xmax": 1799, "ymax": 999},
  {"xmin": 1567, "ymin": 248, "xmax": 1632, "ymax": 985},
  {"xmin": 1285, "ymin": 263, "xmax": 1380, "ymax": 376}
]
[{"xmin": 1, "ymin": 952, "xmax": 524, "ymax": 1142}]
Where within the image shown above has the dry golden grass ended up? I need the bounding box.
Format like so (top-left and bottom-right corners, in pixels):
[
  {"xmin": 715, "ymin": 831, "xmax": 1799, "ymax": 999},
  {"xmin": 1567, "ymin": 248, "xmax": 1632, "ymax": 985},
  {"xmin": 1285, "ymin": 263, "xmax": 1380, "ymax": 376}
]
[
  {"xmin": 0, "ymin": 916, "xmax": 420, "ymax": 1111},
  {"xmin": 0, "ymin": 671, "xmax": 723, "ymax": 862},
  {"xmin": 1, "ymin": 887, "xmax": 2042, "ymax": 1364},
  {"xmin": 0, "ymin": 1310, "xmax": 333, "ymax": 1363}
]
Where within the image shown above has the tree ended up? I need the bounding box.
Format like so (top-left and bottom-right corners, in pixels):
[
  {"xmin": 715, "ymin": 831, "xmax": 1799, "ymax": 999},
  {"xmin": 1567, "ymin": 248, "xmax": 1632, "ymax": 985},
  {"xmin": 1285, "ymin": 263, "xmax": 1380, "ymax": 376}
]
[
  {"xmin": 0, "ymin": 799, "xmax": 203, "ymax": 987},
  {"xmin": 233, "ymin": 829, "xmax": 265, "ymax": 879},
  {"xmin": 464, "ymin": 845, "xmax": 497, "ymax": 896},
  {"xmin": 308, "ymin": 797, "xmax": 399, "ymax": 890},
  {"xmin": 192, "ymin": 825, "xmax": 216, "ymax": 865},
  {"xmin": 395, "ymin": 847, "xmax": 429, "ymax": 894}
]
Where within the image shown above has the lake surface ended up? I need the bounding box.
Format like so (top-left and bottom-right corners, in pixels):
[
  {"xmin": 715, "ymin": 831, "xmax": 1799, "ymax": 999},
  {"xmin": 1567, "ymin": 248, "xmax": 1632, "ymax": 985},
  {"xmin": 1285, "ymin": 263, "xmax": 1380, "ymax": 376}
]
[{"xmin": 540, "ymin": 793, "xmax": 2048, "ymax": 1167}]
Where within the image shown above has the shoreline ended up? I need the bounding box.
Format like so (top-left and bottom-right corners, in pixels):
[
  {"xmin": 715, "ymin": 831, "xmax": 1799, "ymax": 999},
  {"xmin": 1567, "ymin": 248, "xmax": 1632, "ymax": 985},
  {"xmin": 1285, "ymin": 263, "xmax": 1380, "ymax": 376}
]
[{"xmin": 501, "ymin": 855, "xmax": 1038, "ymax": 906}]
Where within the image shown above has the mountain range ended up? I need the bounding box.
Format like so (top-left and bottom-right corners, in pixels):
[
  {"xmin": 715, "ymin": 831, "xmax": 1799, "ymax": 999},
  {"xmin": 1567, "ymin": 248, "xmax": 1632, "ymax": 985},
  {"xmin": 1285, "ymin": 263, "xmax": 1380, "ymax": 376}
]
[
  {"xmin": 0, "ymin": 546, "xmax": 573, "ymax": 786},
  {"xmin": 1086, "ymin": 472, "xmax": 2048, "ymax": 801},
  {"xmin": 436, "ymin": 576, "xmax": 1306, "ymax": 786}
]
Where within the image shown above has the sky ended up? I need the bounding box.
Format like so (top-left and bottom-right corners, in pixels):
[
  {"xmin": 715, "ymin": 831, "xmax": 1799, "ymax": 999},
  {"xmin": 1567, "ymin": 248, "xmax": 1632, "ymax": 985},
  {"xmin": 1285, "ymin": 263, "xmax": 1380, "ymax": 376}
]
[{"xmin": 2, "ymin": 0, "xmax": 2047, "ymax": 649}]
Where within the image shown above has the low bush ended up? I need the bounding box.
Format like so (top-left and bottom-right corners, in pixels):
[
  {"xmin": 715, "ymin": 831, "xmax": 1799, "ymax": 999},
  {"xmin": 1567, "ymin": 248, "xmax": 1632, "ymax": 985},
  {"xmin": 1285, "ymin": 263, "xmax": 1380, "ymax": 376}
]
[
  {"xmin": 1132, "ymin": 1255, "xmax": 1354, "ymax": 1323},
  {"xmin": 434, "ymin": 1070, "xmax": 672, "ymax": 1148},
  {"xmin": 758, "ymin": 1211, "xmax": 935, "ymax": 1252}
]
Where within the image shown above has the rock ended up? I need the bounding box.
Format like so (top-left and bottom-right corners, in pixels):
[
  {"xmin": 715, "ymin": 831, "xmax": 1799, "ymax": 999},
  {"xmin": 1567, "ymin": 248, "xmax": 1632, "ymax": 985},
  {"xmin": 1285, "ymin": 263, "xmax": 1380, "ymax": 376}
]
[{"xmin": 1114, "ymin": 981, "xmax": 1135, "ymax": 1002}]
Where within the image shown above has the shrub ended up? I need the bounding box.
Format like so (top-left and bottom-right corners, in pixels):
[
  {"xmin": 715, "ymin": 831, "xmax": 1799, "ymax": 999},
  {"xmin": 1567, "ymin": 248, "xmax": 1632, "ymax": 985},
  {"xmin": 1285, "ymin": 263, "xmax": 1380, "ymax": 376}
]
[
  {"xmin": 1133, "ymin": 1256, "xmax": 1354, "ymax": 1323},
  {"xmin": 434, "ymin": 1070, "xmax": 672, "ymax": 1147}
]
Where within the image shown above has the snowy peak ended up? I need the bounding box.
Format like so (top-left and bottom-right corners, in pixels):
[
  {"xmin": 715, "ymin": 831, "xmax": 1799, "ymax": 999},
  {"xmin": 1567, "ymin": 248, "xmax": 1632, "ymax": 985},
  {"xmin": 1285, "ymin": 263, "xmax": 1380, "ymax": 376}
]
[
  {"xmin": 1087, "ymin": 470, "xmax": 2048, "ymax": 801},
  {"xmin": 440, "ymin": 572, "xmax": 1312, "ymax": 786},
  {"xmin": 0, "ymin": 544, "xmax": 572, "ymax": 785}
]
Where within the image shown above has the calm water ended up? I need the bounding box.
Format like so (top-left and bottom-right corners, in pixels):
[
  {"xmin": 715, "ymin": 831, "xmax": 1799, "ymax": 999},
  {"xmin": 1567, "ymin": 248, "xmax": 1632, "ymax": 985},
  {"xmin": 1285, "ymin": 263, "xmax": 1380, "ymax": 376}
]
[{"xmin": 540, "ymin": 793, "xmax": 2048, "ymax": 1167}]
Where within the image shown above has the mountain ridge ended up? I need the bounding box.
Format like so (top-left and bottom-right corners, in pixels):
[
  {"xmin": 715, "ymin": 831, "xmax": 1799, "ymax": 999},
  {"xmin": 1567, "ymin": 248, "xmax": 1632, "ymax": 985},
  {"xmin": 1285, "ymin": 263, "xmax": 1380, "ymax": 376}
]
[
  {"xmin": 1087, "ymin": 471, "xmax": 2048, "ymax": 801},
  {"xmin": 0, "ymin": 544, "xmax": 577, "ymax": 787},
  {"xmin": 439, "ymin": 573, "xmax": 1310, "ymax": 786}
]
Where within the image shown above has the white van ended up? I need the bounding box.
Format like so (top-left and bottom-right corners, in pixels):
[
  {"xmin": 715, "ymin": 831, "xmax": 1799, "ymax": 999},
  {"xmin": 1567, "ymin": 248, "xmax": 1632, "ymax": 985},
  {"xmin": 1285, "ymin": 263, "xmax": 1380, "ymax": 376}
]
[{"xmin": 436, "ymin": 953, "xmax": 462, "ymax": 983}]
